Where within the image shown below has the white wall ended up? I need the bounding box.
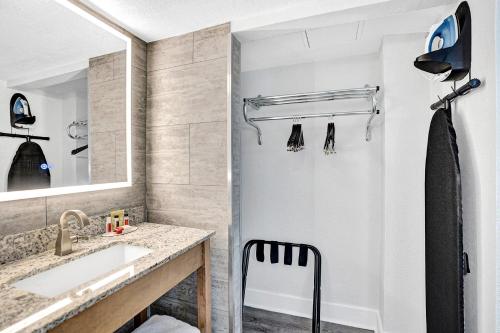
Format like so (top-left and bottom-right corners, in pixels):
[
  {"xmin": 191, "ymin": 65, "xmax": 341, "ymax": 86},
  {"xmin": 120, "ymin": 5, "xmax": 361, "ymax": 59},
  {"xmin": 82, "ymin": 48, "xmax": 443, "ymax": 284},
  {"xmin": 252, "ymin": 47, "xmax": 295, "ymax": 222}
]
[
  {"xmin": 379, "ymin": 1, "xmax": 498, "ymax": 332},
  {"xmin": 0, "ymin": 79, "xmax": 88, "ymax": 192},
  {"xmin": 497, "ymin": 0, "xmax": 500, "ymax": 331},
  {"xmin": 379, "ymin": 33, "xmax": 432, "ymax": 333},
  {"xmin": 241, "ymin": 54, "xmax": 384, "ymax": 330},
  {"xmin": 239, "ymin": 1, "xmax": 497, "ymax": 332}
]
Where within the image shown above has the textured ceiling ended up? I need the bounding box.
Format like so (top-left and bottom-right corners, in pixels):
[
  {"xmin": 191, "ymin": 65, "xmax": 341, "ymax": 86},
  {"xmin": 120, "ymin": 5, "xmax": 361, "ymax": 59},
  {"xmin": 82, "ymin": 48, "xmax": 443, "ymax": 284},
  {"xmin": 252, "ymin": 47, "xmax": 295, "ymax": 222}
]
[
  {"xmin": 0, "ymin": 0, "xmax": 126, "ymax": 82},
  {"xmin": 81, "ymin": 0, "xmax": 388, "ymax": 42},
  {"xmin": 239, "ymin": 4, "xmax": 454, "ymax": 72}
]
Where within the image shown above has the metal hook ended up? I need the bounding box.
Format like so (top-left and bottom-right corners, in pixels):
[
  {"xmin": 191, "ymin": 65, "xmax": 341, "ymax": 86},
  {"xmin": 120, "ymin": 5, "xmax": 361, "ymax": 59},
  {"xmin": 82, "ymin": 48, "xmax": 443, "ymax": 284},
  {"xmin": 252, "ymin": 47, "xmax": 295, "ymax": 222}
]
[{"xmin": 437, "ymin": 95, "xmax": 450, "ymax": 109}]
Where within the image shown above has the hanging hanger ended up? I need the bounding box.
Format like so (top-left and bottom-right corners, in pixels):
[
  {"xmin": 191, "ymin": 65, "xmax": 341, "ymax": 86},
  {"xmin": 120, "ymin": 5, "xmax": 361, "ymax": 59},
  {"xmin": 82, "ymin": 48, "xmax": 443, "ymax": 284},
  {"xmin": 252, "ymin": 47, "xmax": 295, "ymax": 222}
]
[
  {"xmin": 286, "ymin": 118, "xmax": 305, "ymax": 152},
  {"xmin": 287, "ymin": 124, "xmax": 297, "ymax": 151},
  {"xmin": 295, "ymin": 123, "xmax": 303, "ymax": 152},
  {"xmin": 323, "ymin": 122, "xmax": 335, "ymax": 155}
]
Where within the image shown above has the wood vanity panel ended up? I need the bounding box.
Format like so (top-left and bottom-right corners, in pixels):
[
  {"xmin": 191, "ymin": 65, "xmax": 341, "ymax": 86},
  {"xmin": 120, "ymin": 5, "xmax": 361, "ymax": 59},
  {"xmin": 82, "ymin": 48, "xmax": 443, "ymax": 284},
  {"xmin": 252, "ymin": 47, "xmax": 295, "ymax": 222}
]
[
  {"xmin": 197, "ymin": 240, "xmax": 212, "ymax": 332},
  {"xmin": 50, "ymin": 240, "xmax": 211, "ymax": 333}
]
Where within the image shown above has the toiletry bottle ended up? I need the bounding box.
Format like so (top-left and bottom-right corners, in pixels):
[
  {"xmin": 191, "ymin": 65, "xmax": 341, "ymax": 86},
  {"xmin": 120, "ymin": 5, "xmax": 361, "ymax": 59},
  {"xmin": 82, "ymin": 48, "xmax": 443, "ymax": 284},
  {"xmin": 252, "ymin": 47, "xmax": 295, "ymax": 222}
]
[
  {"xmin": 106, "ymin": 217, "xmax": 112, "ymax": 233},
  {"xmin": 114, "ymin": 215, "xmax": 120, "ymax": 229},
  {"xmin": 124, "ymin": 213, "xmax": 129, "ymax": 226}
]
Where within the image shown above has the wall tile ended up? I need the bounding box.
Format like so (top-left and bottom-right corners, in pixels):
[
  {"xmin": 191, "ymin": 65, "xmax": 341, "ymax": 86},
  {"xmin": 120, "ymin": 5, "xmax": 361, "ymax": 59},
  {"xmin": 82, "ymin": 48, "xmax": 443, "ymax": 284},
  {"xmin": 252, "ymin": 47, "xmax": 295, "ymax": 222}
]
[
  {"xmin": 148, "ymin": 209, "xmax": 228, "ymax": 250},
  {"xmin": 114, "ymin": 130, "xmax": 127, "ymax": 183},
  {"xmin": 113, "ymin": 51, "xmax": 126, "ymax": 79},
  {"xmin": 46, "ymin": 183, "xmax": 145, "ymax": 226},
  {"xmin": 211, "ymin": 247, "xmax": 229, "ymax": 281},
  {"xmin": 146, "ymin": 125, "xmax": 189, "ymax": 154},
  {"xmin": 147, "ymin": 33, "xmax": 193, "ymax": 72},
  {"xmin": 132, "ymin": 37, "xmax": 147, "ymax": 71},
  {"xmin": 147, "ymin": 57, "xmax": 226, "ymax": 97},
  {"xmin": 0, "ymin": 198, "xmax": 46, "ymax": 235},
  {"xmin": 88, "ymin": 54, "xmax": 114, "ymax": 83},
  {"xmin": 90, "ymin": 131, "xmax": 116, "ymax": 184},
  {"xmin": 146, "ymin": 153, "xmax": 189, "ymax": 185},
  {"xmin": 146, "ymin": 125, "xmax": 189, "ymax": 184},
  {"xmin": 132, "ymin": 66, "xmax": 147, "ymax": 129},
  {"xmin": 190, "ymin": 122, "xmax": 227, "ymax": 186},
  {"xmin": 193, "ymin": 24, "xmax": 230, "ymax": 41},
  {"xmin": 231, "ymin": 36, "xmax": 243, "ymax": 188},
  {"xmin": 147, "ymin": 88, "xmax": 226, "ymax": 127},
  {"xmin": 229, "ymin": 33, "xmax": 242, "ymax": 333},
  {"xmin": 147, "ymin": 183, "xmax": 227, "ymax": 213},
  {"xmin": 146, "ymin": 24, "xmax": 232, "ymax": 332},
  {"xmin": 89, "ymin": 78, "xmax": 126, "ymax": 134},
  {"xmin": 194, "ymin": 24, "xmax": 229, "ymax": 62}
]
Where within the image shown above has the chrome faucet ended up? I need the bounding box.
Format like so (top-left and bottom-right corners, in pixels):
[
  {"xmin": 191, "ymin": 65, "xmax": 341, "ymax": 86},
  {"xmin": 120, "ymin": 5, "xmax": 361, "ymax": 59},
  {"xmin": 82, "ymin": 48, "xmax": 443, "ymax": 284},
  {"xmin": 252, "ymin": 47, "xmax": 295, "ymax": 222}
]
[{"xmin": 55, "ymin": 210, "xmax": 90, "ymax": 256}]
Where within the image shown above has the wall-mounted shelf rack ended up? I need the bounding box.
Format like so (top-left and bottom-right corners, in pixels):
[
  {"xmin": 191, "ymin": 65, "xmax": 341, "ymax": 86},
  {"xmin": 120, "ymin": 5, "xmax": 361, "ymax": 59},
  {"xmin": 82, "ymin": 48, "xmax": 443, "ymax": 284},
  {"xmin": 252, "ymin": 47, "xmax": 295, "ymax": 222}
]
[
  {"xmin": 243, "ymin": 86, "xmax": 380, "ymax": 145},
  {"xmin": 430, "ymin": 78, "xmax": 481, "ymax": 110}
]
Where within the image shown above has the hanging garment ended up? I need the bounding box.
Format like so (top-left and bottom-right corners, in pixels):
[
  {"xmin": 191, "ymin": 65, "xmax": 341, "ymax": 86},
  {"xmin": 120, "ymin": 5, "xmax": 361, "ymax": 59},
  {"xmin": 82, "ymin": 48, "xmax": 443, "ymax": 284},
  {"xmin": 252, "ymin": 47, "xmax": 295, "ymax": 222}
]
[
  {"xmin": 425, "ymin": 107, "xmax": 463, "ymax": 333},
  {"xmin": 8, "ymin": 141, "xmax": 51, "ymax": 191}
]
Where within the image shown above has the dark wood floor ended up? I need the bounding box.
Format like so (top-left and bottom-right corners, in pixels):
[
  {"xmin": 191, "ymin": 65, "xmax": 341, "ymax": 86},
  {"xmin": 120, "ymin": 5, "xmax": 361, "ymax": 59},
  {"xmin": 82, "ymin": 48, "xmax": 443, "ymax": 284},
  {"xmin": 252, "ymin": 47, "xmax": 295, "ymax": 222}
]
[{"xmin": 243, "ymin": 306, "xmax": 374, "ymax": 333}]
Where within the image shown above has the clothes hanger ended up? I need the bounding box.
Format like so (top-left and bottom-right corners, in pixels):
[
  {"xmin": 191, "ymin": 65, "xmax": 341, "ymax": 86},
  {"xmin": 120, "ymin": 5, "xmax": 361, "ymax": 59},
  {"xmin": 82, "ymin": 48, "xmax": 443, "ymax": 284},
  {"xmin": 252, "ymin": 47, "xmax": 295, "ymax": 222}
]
[
  {"xmin": 287, "ymin": 124, "xmax": 297, "ymax": 151},
  {"xmin": 324, "ymin": 123, "xmax": 331, "ymax": 154},
  {"xmin": 297, "ymin": 124, "xmax": 304, "ymax": 151},
  {"xmin": 323, "ymin": 122, "xmax": 336, "ymax": 155}
]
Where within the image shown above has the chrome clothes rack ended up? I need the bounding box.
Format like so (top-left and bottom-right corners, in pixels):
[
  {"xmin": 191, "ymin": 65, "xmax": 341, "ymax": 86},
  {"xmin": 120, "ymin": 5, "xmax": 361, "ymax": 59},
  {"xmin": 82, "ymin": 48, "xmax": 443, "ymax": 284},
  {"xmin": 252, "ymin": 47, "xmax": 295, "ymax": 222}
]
[
  {"xmin": 243, "ymin": 86, "xmax": 380, "ymax": 145},
  {"xmin": 67, "ymin": 120, "xmax": 88, "ymax": 140}
]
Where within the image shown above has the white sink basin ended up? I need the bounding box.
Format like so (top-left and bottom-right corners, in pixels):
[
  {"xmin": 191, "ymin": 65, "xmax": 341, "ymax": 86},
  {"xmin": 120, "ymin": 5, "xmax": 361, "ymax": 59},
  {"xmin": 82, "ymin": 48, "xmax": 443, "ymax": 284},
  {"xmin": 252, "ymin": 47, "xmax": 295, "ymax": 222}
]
[{"xmin": 12, "ymin": 244, "xmax": 152, "ymax": 298}]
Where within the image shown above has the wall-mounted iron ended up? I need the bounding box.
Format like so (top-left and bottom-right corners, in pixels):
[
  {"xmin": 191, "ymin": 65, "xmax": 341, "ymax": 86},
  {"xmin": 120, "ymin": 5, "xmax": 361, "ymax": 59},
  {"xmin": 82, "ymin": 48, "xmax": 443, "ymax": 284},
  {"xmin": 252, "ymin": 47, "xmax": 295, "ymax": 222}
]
[
  {"xmin": 414, "ymin": 1, "xmax": 471, "ymax": 82},
  {"xmin": 10, "ymin": 93, "xmax": 36, "ymax": 129}
]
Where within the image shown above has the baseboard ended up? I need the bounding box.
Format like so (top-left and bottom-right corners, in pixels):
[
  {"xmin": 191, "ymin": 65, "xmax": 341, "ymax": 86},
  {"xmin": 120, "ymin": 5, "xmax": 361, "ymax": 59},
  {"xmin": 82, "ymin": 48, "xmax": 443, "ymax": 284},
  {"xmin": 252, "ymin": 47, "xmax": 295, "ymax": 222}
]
[{"xmin": 245, "ymin": 288, "xmax": 383, "ymax": 332}]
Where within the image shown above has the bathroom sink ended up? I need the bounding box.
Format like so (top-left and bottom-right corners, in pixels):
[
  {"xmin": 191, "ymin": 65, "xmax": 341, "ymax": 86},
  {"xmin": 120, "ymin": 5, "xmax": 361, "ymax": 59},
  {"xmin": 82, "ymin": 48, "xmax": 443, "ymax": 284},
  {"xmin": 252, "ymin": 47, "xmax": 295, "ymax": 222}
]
[{"xmin": 12, "ymin": 244, "xmax": 152, "ymax": 298}]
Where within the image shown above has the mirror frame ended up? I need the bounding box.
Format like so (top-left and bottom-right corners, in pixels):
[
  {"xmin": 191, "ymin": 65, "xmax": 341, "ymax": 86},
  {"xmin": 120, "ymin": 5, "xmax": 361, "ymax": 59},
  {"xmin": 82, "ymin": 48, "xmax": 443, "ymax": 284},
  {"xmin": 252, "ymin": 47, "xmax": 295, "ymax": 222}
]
[{"xmin": 0, "ymin": 0, "xmax": 132, "ymax": 202}]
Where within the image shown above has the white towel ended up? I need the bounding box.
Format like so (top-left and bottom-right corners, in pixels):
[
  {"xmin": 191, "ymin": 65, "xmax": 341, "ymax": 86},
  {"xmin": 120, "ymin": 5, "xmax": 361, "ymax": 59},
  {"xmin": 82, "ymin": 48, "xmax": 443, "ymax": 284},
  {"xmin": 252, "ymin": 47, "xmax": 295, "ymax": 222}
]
[{"xmin": 132, "ymin": 315, "xmax": 200, "ymax": 333}]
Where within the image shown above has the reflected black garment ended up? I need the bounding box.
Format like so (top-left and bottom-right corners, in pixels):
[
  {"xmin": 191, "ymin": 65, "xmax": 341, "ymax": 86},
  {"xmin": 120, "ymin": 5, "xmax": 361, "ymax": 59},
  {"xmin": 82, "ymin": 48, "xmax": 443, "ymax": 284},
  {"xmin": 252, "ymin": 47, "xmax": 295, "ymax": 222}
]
[
  {"xmin": 425, "ymin": 108, "xmax": 463, "ymax": 333},
  {"xmin": 8, "ymin": 141, "xmax": 50, "ymax": 191}
]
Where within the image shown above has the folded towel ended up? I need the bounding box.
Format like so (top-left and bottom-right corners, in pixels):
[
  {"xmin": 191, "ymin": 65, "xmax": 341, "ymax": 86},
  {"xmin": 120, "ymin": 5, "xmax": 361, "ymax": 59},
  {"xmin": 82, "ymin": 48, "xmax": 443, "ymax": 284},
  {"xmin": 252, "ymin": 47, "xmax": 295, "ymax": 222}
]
[{"xmin": 132, "ymin": 315, "xmax": 200, "ymax": 333}]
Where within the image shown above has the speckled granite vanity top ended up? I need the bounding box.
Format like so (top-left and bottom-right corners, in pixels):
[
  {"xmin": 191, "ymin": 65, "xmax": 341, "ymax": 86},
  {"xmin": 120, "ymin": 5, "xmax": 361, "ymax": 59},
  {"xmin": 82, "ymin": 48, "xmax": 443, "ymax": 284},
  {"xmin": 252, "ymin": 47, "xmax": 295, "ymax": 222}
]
[{"xmin": 0, "ymin": 223, "xmax": 214, "ymax": 333}]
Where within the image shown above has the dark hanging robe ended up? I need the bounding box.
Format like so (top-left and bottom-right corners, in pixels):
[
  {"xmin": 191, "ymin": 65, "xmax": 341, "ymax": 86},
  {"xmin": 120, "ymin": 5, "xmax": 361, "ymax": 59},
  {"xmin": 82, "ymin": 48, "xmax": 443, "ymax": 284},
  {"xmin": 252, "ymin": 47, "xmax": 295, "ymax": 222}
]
[
  {"xmin": 425, "ymin": 108, "xmax": 464, "ymax": 333},
  {"xmin": 8, "ymin": 141, "xmax": 51, "ymax": 191}
]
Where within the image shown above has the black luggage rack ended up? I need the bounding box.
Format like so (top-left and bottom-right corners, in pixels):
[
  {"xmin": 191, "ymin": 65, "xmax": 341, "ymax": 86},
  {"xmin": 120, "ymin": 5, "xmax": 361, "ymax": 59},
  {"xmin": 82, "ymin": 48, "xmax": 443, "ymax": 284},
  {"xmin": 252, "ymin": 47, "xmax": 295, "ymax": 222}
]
[{"xmin": 242, "ymin": 240, "xmax": 322, "ymax": 333}]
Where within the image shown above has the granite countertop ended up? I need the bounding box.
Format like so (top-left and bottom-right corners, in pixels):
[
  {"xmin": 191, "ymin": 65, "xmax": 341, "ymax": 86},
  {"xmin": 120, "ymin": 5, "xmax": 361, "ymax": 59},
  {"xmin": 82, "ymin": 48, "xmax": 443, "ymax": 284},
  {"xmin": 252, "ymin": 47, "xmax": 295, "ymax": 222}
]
[{"xmin": 0, "ymin": 223, "xmax": 214, "ymax": 333}]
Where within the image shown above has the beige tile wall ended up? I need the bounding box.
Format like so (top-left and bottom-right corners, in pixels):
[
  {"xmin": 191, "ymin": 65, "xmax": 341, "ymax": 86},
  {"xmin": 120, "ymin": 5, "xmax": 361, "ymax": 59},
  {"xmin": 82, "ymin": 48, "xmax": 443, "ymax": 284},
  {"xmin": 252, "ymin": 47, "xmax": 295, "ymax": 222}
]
[
  {"xmin": 146, "ymin": 23, "xmax": 238, "ymax": 332},
  {"xmin": 0, "ymin": 38, "xmax": 147, "ymax": 234},
  {"xmin": 89, "ymin": 50, "xmax": 127, "ymax": 184},
  {"xmin": 229, "ymin": 35, "xmax": 242, "ymax": 333}
]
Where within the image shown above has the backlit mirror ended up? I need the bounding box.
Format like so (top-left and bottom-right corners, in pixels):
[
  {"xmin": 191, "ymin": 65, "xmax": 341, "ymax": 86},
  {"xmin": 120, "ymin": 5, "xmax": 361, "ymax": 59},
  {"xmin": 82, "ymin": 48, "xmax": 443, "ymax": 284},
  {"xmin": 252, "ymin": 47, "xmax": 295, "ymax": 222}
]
[{"xmin": 0, "ymin": 0, "xmax": 131, "ymax": 201}]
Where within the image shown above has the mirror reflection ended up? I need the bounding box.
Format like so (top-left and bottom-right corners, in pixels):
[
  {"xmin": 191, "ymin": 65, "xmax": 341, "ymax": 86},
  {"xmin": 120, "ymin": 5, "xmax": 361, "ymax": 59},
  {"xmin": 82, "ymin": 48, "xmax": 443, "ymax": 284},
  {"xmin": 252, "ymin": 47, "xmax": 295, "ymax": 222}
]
[{"xmin": 0, "ymin": 0, "xmax": 128, "ymax": 192}]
